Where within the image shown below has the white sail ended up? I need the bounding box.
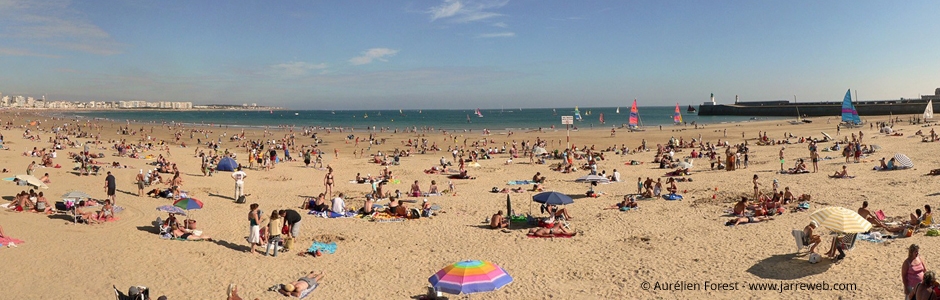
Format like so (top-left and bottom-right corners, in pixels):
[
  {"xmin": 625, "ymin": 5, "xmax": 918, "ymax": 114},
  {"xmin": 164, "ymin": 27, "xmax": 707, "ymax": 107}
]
[{"xmin": 925, "ymin": 100, "xmax": 934, "ymax": 119}]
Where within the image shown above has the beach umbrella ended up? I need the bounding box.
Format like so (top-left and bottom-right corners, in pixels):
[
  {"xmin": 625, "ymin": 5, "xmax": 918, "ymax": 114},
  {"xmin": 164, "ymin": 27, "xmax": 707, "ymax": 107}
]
[
  {"xmin": 173, "ymin": 198, "xmax": 204, "ymax": 210},
  {"xmin": 156, "ymin": 205, "xmax": 187, "ymax": 216},
  {"xmin": 15, "ymin": 174, "xmax": 48, "ymax": 189},
  {"xmin": 810, "ymin": 207, "xmax": 872, "ymax": 234},
  {"xmin": 61, "ymin": 191, "xmax": 92, "ymax": 199},
  {"xmin": 574, "ymin": 174, "xmax": 609, "ymax": 184},
  {"xmin": 894, "ymin": 153, "xmax": 914, "ymax": 168},
  {"xmin": 428, "ymin": 260, "xmax": 513, "ymax": 295},
  {"xmin": 532, "ymin": 192, "xmax": 574, "ymax": 205},
  {"xmin": 871, "ymin": 144, "xmax": 882, "ymax": 151},
  {"xmin": 532, "ymin": 147, "xmax": 548, "ymax": 155},
  {"xmin": 506, "ymin": 194, "xmax": 512, "ymax": 229},
  {"xmin": 677, "ymin": 161, "xmax": 693, "ymax": 169}
]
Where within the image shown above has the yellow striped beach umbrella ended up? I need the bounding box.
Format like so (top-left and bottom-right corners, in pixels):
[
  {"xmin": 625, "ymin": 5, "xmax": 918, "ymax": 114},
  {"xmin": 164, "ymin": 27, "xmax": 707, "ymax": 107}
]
[{"xmin": 810, "ymin": 207, "xmax": 872, "ymax": 233}]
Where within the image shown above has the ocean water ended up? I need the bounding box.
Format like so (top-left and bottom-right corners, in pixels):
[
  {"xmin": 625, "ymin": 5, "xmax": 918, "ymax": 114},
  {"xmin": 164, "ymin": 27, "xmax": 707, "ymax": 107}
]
[{"xmin": 67, "ymin": 107, "xmax": 784, "ymax": 131}]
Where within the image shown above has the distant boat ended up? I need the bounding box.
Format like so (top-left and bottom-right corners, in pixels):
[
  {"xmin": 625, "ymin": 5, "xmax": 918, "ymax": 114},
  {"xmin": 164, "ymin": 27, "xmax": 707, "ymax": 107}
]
[
  {"xmin": 269, "ymin": 110, "xmax": 273, "ymax": 114},
  {"xmin": 574, "ymin": 106, "xmax": 582, "ymax": 121},
  {"xmin": 687, "ymin": 105, "xmax": 696, "ymax": 113},
  {"xmin": 475, "ymin": 108, "xmax": 483, "ymax": 118},
  {"xmin": 616, "ymin": 107, "xmax": 620, "ymax": 114},
  {"xmin": 376, "ymin": 111, "xmax": 382, "ymax": 116},
  {"xmin": 841, "ymin": 89, "xmax": 862, "ymax": 126},
  {"xmin": 364, "ymin": 113, "xmax": 368, "ymax": 119},
  {"xmin": 552, "ymin": 108, "xmax": 557, "ymax": 116},
  {"xmin": 628, "ymin": 99, "xmax": 645, "ymax": 131},
  {"xmin": 331, "ymin": 111, "xmax": 335, "ymax": 114},
  {"xmin": 925, "ymin": 100, "xmax": 934, "ymax": 120},
  {"xmin": 599, "ymin": 113, "xmax": 605, "ymax": 124},
  {"xmin": 295, "ymin": 112, "xmax": 299, "ymax": 116},
  {"xmin": 788, "ymin": 105, "xmax": 804, "ymax": 125},
  {"xmin": 673, "ymin": 103, "xmax": 683, "ymax": 124}
]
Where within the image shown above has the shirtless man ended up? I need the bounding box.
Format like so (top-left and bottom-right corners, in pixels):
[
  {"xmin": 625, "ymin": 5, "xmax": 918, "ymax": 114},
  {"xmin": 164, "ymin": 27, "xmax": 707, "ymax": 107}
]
[
  {"xmin": 831, "ymin": 165, "xmax": 848, "ymax": 178},
  {"xmin": 733, "ymin": 197, "xmax": 748, "ymax": 216},
  {"xmin": 490, "ymin": 210, "xmax": 508, "ymax": 229},
  {"xmin": 726, "ymin": 215, "xmax": 773, "ymax": 226},
  {"xmin": 783, "ymin": 187, "xmax": 795, "ymax": 203},
  {"xmin": 605, "ymin": 195, "xmax": 637, "ymax": 210},
  {"xmin": 279, "ymin": 271, "xmax": 325, "ymax": 297},
  {"xmin": 527, "ymin": 225, "xmax": 576, "ymax": 237}
]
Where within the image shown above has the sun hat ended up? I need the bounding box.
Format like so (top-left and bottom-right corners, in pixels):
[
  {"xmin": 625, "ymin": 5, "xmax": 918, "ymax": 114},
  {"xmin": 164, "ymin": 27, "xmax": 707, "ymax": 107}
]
[
  {"xmin": 423, "ymin": 198, "xmax": 428, "ymax": 202},
  {"xmin": 283, "ymin": 284, "xmax": 295, "ymax": 292},
  {"xmin": 810, "ymin": 220, "xmax": 818, "ymax": 228}
]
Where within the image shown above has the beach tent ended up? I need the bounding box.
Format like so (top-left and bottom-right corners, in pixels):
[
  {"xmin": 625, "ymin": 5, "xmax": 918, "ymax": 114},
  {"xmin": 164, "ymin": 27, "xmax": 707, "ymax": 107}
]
[{"xmin": 216, "ymin": 157, "xmax": 238, "ymax": 172}]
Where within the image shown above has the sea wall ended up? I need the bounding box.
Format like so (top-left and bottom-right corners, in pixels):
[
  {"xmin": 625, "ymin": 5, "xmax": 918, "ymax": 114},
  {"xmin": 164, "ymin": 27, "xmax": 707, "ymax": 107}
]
[{"xmin": 698, "ymin": 102, "xmax": 939, "ymax": 117}]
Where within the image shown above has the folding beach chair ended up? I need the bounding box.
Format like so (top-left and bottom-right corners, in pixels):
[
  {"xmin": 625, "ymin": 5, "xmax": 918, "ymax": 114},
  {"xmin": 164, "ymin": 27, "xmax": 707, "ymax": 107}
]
[
  {"xmin": 791, "ymin": 229, "xmax": 809, "ymax": 253},
  {"xmin": 113, "ymin": 285, "xmax": 149, "ymax": 300}
]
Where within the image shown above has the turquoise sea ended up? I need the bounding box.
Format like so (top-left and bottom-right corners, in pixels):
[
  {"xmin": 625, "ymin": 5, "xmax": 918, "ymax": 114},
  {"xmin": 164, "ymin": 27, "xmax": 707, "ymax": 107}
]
[{"xmin": 67, "ymin": 107, "xmax": 784, "ymax": 131}]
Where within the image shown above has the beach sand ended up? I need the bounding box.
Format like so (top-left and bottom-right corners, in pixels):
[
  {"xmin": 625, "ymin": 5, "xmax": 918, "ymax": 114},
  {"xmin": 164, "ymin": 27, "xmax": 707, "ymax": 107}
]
[{"xmin": 1, "ymin": 110, "xmax": 938, "ymax": 299}]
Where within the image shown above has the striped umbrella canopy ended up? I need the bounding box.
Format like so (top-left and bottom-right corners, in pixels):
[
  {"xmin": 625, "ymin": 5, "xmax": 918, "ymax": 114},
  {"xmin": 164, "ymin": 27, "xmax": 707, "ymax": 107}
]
[
  {"xmin": 810, "ymin": 207, "xmax": 872, "ymax": 234},
  {"xmin": 574, "ymin": 174, "xmax": 609, "ymax": 184},
  {"xmin": 429, "ymin": 260, "xmax": 513, "ymax": 295},
  {"xmin": 156, "ymin": 205, "xmax": 187, "ymax": 216},
  {"xmin": 894, "ymin": 153, "xmax": 913, "ymax": 168}
]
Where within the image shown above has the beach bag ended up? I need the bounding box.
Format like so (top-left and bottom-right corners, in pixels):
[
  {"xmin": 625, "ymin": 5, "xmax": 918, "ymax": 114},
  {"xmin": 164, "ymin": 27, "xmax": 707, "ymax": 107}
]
[
  {"xmin": 808, "ymin": 253, "xmax": 821, "ymax": 264},
  {"xmin": 282, "ymin": 225, "xmax": 290, "ymax": 235},
  {"xmin": 927, "ymin": 229, "xmax": 940, "ymax": 237},
  {"xmin": 235, "ymin": 194, "xmax": 247, "ymax": 204},
  {"xmin": 283, "ymin": 237, "xmax": 294, "ymax": 250}
]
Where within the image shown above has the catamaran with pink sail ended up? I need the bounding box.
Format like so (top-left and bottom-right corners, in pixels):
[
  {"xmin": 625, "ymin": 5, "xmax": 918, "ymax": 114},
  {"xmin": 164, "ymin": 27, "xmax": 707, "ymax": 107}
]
[
  {"xmin": 673, "ymin": 103, "xmax": 683, "ymax": 125},
  {"xmin": 628, "ymin": 99, "xmax": 645, "ymax": 131}
]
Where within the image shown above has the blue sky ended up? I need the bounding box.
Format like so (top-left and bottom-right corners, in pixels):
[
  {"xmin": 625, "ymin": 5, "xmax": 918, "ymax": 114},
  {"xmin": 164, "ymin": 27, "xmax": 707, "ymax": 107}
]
[{"xmin": 1, "ymin": 0, "xmax": 938, "ymax": 109}]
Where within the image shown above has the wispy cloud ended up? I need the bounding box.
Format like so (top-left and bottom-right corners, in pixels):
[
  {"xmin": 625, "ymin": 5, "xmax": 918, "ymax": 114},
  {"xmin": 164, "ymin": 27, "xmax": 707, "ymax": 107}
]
[
  {"xmin": 267, "ymin": 61, "xmax": 328, "ymax": 77},
  {"xmin": 349, "ymin": 48, "xmax": 399, "ymax": 66},
  {"xmin": 0, "ymin": 47, "xmax": 60, "ymax": 58},
  {"xmin": 492, "ymin": 22, "xmax": 508, "ymax": 28},
  {"xmin": 427, "ymin": 0, "xmax": 508, "ymax": 23},
  {"xmin": 476, "ymin": 32, "xmax": 515, "ymax": 38},
  {"xmin": 0, "ymin": 0, "xmax": 124, "ymax": 55}
]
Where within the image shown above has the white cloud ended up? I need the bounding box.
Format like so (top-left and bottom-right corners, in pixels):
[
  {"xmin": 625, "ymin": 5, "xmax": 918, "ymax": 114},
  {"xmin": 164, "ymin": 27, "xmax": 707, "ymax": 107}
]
[
  {"xmin": 268, "ymin": 61, "xmax": 328, "ymax": 77},
  {"xmin": 0, "ymin": 0, "xmax": 124, "ymax": 55},
  {"xmin": 426, "ymin": 0, "xmax": 508, "ymax": 23},
  {"xmin": 476, "ymin": 32, "xmax": 514, "ymax": 38},
  {"xmin": 349, "ymin": 48, "xmax": 399, "ymax": 66},
  {"xmin": 492, "ymin": 22, "xmax": 508, "ymax": 28},
  {"xmin": 0, "ymin": 47, "xmax": 60, "ymax": 58}
]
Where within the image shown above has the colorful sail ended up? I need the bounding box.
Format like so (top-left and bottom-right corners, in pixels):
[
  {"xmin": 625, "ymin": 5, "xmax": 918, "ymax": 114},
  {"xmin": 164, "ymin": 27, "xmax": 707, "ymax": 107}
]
[
  {"xmin": 616, "ymin": 107, "xmax": 620, "ymax": 114},
  {"xmin": 840, "ymin": 89, "xmax": 861, "ymax": 125},
  {"xmin": 599, "ymin": 113, "xmax": 605, "ymax": 124},
  {"xmin": 925, "ymin": 100, "xmax": 934, "ymax": 120},
  {"xmin": 574, "ymin": 106, "xmax": 582, "ymax": 121},
  {"xmin": 629, "ymin": 99, "xmax": 640, "ymax": 128},
  {"xmin": 673, "ymin": 103, "xmax": 683, "ymax": 124},
  {"xmin": 475, "ymin": 108, "xmax": 483, "ymax": 117}
]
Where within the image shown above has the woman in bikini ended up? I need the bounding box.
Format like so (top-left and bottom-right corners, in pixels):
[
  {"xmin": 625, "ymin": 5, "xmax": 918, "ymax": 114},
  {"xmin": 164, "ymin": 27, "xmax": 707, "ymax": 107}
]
[
  {"xmin": 752, "ymin": 174, "xmax": 760, "ymax": 200},
  {"xmin": 324, "ymin": 167, "xmax": 334, "ymax": 197}
]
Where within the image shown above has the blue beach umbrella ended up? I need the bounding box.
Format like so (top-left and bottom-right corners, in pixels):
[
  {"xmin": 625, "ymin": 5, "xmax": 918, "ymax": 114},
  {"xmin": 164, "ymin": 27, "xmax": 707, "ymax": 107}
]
[{"xmin": 532, "ymin": 192, "xmax": 574, "ymax": 205}]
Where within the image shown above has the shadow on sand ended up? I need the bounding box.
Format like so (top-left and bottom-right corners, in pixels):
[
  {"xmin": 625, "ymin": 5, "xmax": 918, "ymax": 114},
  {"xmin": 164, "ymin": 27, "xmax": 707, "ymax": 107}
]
[{"xmin": 746, "ymin": 253, "xmax": 832, "ymax": 280}]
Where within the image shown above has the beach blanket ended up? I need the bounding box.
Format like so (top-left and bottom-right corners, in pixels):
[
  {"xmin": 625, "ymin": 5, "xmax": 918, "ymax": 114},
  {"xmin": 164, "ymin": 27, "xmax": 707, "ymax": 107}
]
[
  {"xmin": 527, "ymin": 233, "xmax": 575, "ymax": 238},
  {"xmin": 507, "ymin": 180, "xmax": 536, "ymax": 185},
  {"xmin": 663, "ymin": 194, "xmax": 683, "ymax": 201},
  {"xmin": 858, "ymin": 233, "xmax": 885, "ymax": 243},
  {"xmin": 307, "ymin": 242, "xmax": 337, "ymax": 254},
  {"xmin": 829, "ymin": 175, "xmax": 856, "ymax": 179},
  {"xmin": 0, "ymin": 237, "xmax": 25, "ymax": 246},
  {"xmin": 447, "ymin": 175, "xmax": 473, "ymax": 180},
  {"xmin": 2, "ymin": 177, "xmax": 13, "ymax": 181}
]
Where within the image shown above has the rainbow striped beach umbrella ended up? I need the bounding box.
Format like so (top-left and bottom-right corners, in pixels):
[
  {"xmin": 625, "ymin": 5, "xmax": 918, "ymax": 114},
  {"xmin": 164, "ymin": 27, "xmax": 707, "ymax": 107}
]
[
  {"xmin": 173, "ymin": 198, "xmax": 204, "ymax": 210},
  {"xmin": 428, "ymin": 260, "xmax": 513, "ymax": 295}
]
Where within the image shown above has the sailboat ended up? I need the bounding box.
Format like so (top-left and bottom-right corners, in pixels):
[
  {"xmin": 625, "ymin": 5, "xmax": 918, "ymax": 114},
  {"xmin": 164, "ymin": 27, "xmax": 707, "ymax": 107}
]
[
  {"xmin": 673, "ymin": 103, "xmax": 683, "ymax": 125},
  {"xmin": 363, "ymin": 113, "xmax": 368, "ymax": 119},
  {"xmin": 574, "ymin": 107, "xmax": 582, "ymax": 121},
  {"xmin": 687, "ymin": 105, "xmax": 696, "ymax": 113},
  {"xmin": 788, "ymin": 104, "xmax": 804, "ymax": 125},
  {"xmin": 925, "ymin": 100, "xmax": 934, "ymax": 122},
  {"xmin": 599, "ymin": 113, "xmax": 605, "ymax": 124},
  {"xmin": 616, "ymin": 107, "xmax": 620, "ymax": 114},
  {"xmin": 475, "ymin": 108, "xmax": 483, "ymax": 118},
  {"xmin": 628, "ymin": 99, "xmax": 645, "ymax": 131},
  {"xmin": 841, "ymin": 89, "xmax": 862, "ymax": 126},
  {"xmin": 552, "ymin": 108, "xmax": 557, "ymax": 116}
]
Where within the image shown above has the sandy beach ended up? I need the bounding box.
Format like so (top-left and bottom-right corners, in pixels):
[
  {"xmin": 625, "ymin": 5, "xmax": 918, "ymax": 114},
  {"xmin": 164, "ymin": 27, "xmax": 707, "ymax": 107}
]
[{"xmin": 2, "ymin": 110, "xmax": 939, "ymax": 299}]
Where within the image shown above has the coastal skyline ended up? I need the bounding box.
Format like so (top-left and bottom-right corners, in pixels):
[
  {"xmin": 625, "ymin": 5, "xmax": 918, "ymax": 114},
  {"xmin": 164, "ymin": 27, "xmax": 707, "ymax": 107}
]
[{"xmin": 1, "ymin": 1, "xmax": 939, "ymax": 109}]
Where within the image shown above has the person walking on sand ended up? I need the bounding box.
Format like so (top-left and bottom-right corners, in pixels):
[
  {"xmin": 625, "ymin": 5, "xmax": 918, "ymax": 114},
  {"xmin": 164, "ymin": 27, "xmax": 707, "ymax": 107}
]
[
  {"xmin": 232, "ymin": 165, "xmax": 247, "ymax": 200},
  {"xmin": 248, "ymin": 203, "xmax": 262, "ymax": 255},
  {"xmin": 779, "ymin": 147, "xmax": 786, "ymax": 172},
  {"xmin": 104, "ymin": 171, "xmax": 116, "ymax": 204},
  {"xmin": 324, "ymin": 166, "xmax": 334, "ymax": 197},
  {"xmin": 135, "ymin": 169, "xmax": 145, "ymax": 197}
]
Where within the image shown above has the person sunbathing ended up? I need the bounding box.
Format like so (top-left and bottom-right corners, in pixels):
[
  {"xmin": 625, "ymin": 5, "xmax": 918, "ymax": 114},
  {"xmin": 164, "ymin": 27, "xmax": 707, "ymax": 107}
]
[
  {"xmin": 605, "ymin": 196, "xmax": 638, "ymax": 210},
  {"xmin": 170, "ymin": 223, "xmax": 212, "ymax": 241},
  {"xmin": 76, "ymin": 207, "xmax": 102, "ymax": 225},
  {"xmin": 490, "ymin": 211, "xmax": 508, "ymax": 229},
  {"xmin": 725, "ymin": 215, "xmax": 773, "ymax": 226},
  {"xmin": 803, "ymin": 221, "xmax": 822, "ymax": 253},
  {"xmin": 410, "ymin": 180, "xmax": 422, "ymax": 197},
  {"xmin": 39, "ymin": 173, "xmax": 51, "ymax": 184},
  {"xmin": 857, "ymin": 201, "xmax": 906, "ymax": 233},
  {"xmin": 527, "ymin": 226, "xmax": 576, "ymax": 237},
  {"xmin": 733, "ymin": 198, "xmax": 747, "ymax": 216},
  {"xmin": 0, "ymin": 224, "xmax": 6, "ymax": 238},
  {"xmin": 279, "ymin": 271, "xmax": 325, "ymax": 297},
  {"xmin": 929, "ymin": 169, "xmax": 940, "ymax": 176},
  {"xmin": 547, "ymin": 204, "xmax": 572, "ymax": 220},
  {"xmin": 830, "ymin": 165, "xmax": 849, "ymax": 178},
  {"xmin": 97, "ymin": 200, "xmax": 115, "ymax": 221}
]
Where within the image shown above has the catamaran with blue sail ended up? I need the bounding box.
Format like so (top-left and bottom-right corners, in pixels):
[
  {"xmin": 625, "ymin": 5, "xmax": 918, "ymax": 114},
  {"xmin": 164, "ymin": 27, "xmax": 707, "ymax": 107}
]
[
  {"xmin": 841, "ymin": 89, "xmax": 863, "ymax": 127},
  {"xmin": 574, "ymin": 107, "xmax": 582, "ymax": 121}
]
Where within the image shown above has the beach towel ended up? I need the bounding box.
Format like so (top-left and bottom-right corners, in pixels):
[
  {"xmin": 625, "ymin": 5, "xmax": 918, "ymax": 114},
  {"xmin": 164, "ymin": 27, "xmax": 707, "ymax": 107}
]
[
  {"xmin": 2, "ymin": 177, "xmax": 13, "ymax": 181},
  {"xmin": 779, "ymin": 170, "xmax": 810, "ymax": 174},
  {"xmin": 0, "ymin": 237, "xmax": 25, "ymax": 246},
  {"xmin": 307, "ymin": 242, "xmax": 337, "ymax": 254},
  {"xmin": 507, "ymin": 180, "xmax": 536, "ymax": 185},
  {"xmin": 829, "ymin": 175, "xmax": 856, "ymax": 179},
  {"xmin": 875, "ymin": 210, "xmax": 886, "ymax": 221},
  {"xmin": 527, "ymin": 233, "xmax": 575, "ymax": 238},
  {"xmin": 858, "ymin": 233, "xmax": 885, "ymax": 243},
  {"xmin": 663, "ymin": 194, "xmax": 683, "ymax": 201}
]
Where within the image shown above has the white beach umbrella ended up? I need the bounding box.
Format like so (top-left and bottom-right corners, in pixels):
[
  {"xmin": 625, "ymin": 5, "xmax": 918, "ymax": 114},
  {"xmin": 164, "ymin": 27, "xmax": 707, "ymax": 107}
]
[
  {"xmin": 810, "ymin": 207, "xmax": 872, "ymax": 234},
  {"xmin": 575, "ymin": 175, "xmax": 609, "ymax": 184},
  {"xmin": 894, "ymin": 153, "xmax": 913, "ymax": 169},
  {"xmin": 15, "ymin": 174, "xmax": 48, "ymax": 189}
]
